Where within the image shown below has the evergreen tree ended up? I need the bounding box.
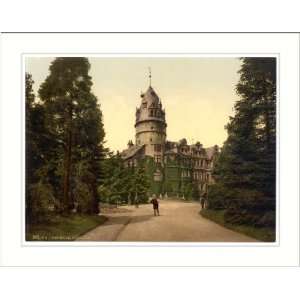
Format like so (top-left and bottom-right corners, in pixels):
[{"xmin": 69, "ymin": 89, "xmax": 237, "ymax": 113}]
[
  {"xmin": 26, "ymin": 73, "xmax": 56, "ymax": 222},
  {"xmin": 132, "ymin": 163, "xmax": 150, "ymax": 204},
  {"xmin": 99, "ymin": 152, "xmax": 133, "ymax": 205},
  {"xmin": 26, "ymin": 73, "xmax": 36, "ymax": 186},
  {"xmin": 39, "ymin": 58, "xmax": 106, "ymax": 214},
  {"xmin": 99, "ymin": 154, "xmax": 150, "ymax": 206},
  {"xmin": 211, "ymin": 58, "xmax": 276, "ymax": 227},
  {"xmin": 236, "ymin": 58, "xmax": 276, "ymax": 200}
]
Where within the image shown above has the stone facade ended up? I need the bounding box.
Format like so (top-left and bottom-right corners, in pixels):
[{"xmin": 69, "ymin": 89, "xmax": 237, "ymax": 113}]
[{"xmin": 121, "ymin": 85, "xmax": 219, "ymax": 200}]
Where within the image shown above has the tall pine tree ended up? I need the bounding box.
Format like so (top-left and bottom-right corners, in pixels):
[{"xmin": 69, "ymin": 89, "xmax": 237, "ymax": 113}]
[
  {"xmin": 39, "ymin": 58, "xmax": 105, "ymax": 214},
  {"xmin": 211, "ymin": 58, "xmax": 276, "ymax": 227}
]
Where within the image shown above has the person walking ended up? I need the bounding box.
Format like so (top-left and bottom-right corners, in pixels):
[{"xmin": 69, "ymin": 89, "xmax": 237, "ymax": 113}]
[
  {"xmin": 150, "ymin": 194, "xmax": 160, "ymax": 216},
  {"xmin": 200, "ymin": 192, "xmax": 206, "ymax": 210}
]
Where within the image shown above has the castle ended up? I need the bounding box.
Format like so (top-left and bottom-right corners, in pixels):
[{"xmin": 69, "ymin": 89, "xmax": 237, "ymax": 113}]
[{"xmin": 121, "ymin": 76, "xmax": 219, "ymax": 200}]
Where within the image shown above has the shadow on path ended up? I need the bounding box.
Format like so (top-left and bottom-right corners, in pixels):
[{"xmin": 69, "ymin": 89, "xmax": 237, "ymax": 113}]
[
  {"xmin": 100, "ymin": 214, "xmax": 153, "ymax": 226},
  {"xmin": 130, "ymin": 214, "xmax": 154, "ymax": 224}
]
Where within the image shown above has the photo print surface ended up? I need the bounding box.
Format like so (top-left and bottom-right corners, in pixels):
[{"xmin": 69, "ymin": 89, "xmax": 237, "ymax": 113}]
[{"xmin": 25, "ymin": 56, "xmax": 276, "ymax": 243}]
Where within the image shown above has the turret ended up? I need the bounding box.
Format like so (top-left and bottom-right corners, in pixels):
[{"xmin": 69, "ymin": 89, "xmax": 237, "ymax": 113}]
[
  {"xmin": 127, "ymin": 140, "xmax": 134, "ymax": 148},
  {"xmin": 134, "ymin": 71, "xmax": 167, "ymax": 160}
]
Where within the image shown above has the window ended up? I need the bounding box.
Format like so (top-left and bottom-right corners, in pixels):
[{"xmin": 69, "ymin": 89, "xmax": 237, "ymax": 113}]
[
  {"xmin": 143, "ymin": 102, "xmax": 147, "ymax": 108},
  {"xmin": 154, "ymin": 144, "xmax": 161, "ymax": 152}
]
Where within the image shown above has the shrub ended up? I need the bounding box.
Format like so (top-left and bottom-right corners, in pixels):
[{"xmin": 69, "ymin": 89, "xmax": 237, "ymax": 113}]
[
  {"xmin": 192, "ymin": 184, "xmax": 200, "ymax": 200},
  {"xmin": 97, "ymin": 185, "xmax": 111, "ymax": 203},
  {"xmin": 256, "ymin": 211, "xmax": 276, "ymax": 227},
  {"xmin": 207, "ymin": 183, "xmax": 232, "ymax": 209},
  {"xmin": 183, "ymin": 183, "xmax": 194, "ymax": 200},
  {"xmin": 27, "ymin": 182, "xmax": 57, "ymax": 223},
  {"xmin": 224, "ymin": 189, "xmax": 275, "ymax": 227},
  {"xmin": 110, "ymin": 194, "xmax": 121, "ymax": 206},
  {"xmin": 138, "ymin": 191, "xmax": 150, "ymax": 203},
  {"xmin": 207, "ymin": 185, "xmax": 275, "ymax": 228},
  {"xmin": 74, "ymin": 181, "xmax": 93, "ymax": 214}
]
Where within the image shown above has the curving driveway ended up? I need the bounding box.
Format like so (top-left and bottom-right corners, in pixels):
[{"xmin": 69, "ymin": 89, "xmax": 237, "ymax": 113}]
[{"xmin": 77, "ymin": 199, "xmax": 258, "ymax": 242}]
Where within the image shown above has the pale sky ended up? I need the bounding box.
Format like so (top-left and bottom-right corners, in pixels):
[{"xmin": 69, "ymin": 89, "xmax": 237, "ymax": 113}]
[{"xmin": 25, "ymin": 57, "xmax": 242, "ymax": 152}]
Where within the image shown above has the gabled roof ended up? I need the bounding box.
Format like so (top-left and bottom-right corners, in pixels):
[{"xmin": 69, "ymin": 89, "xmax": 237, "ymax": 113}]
[{"xmin": 121, "ymin": 144, "xmax": 145, "ymax": 160}]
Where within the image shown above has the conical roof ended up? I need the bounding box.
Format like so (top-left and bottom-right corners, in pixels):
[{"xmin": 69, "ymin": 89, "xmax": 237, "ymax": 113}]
[
  {"xmin": 141, "ymin": 86, "xmax": 160, "ymax": 107},
  {"xmin": 136, "ymin": 85, "xmax": 166, "ymax": 127}
]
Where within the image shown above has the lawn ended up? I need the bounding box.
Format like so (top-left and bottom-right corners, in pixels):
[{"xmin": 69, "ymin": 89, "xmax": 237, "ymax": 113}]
[
  {"xmin": 200, "ymin": 209, "xmax": 276, "ymax": 242},
  {"xmin": 26, "ymin": 214, "xmax": 108, "ymax": 241}
]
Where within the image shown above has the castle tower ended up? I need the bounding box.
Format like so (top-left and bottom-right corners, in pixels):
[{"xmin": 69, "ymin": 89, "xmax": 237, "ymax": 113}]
[{"xmin": 135, "ymin": 75, "xmax": 167, "ymax": 163}]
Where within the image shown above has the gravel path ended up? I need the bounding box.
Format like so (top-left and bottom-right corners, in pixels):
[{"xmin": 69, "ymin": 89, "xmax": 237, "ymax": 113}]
[{"xmin": 77, "ymin": 199, "xmax": 258, "ymax": 242}]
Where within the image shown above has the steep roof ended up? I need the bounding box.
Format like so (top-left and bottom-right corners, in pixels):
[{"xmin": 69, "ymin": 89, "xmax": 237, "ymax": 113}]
[
  {"xmin": 120, "ymin": 144, "xmax": 145, "ymax": 160},
  {"xmin": 136, "ymin": 85, "xmax": 166, "ymax": 126},
  {"xmin": 141, "ymin": 86, "xmax": 160, "ymax": 106}
]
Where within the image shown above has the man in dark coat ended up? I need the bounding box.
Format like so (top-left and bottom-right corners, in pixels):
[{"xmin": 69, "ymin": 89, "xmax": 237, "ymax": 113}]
[{"xmin": 150, "ymin": 194, "xmax": 160, "ymax": 216}]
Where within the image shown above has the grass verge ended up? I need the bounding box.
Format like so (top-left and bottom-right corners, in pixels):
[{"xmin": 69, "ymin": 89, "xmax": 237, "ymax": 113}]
[
  {"xmin": 200, "ymin": 209, "xmax": 275, "ymax": 242},
  {"xmin": 26, "ymin": 214, "xmax": 108, "ymax": 241}
]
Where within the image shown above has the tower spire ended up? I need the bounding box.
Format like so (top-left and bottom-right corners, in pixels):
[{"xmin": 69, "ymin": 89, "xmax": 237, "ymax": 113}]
[{"xmin": 148, "ymin": 67, "xmax": 152, "ymax": 86}]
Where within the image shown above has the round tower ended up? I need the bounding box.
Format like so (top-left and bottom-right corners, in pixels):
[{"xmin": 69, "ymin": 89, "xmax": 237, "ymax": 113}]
[{"xmin": 135, "ymin": 85, "xmax": 167, "ymax": 161}]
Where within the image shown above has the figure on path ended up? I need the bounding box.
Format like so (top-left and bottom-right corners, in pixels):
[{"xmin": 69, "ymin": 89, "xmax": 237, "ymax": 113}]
[
  {"xmin": 200, "ymin": 193, "xmax": 207, "ymax": 209},
  {"xmin": 150, "ymin": 194, "xmax": 160, "ymax": 216}
]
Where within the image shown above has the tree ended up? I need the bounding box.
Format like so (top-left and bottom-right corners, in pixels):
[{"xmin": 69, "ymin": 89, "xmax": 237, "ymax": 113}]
[
  {"xmin": 236, "ymin": 58, "xmax": 276, "ymax": 200},
  {"xmin": 26, "ymin": 73, "xmax": 57, "ymax": 222},
  {"xmin": 132, "ymin": 163, "xmax": 150, "ymax": 205},
  {"xmin": 26, "ymin": 73, "xmax": 36, "ymax": 187},
  {"xmin": 39, "ymin": 58, "xmax": 106, "ymax": 214},
  {"xmin": 211, "ymin": 58, "xmax": 276, "ymax": 227},
  {"xmin": 99, "ymin": 152, "xmax": 133, "ymax": 205}
]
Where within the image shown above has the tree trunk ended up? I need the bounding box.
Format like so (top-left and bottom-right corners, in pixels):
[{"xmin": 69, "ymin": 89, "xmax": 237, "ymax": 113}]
[
  {"xmin": 63, "ymin": 105, "xmax": 72, "ymax": 213},
  {"xmin": 91, "ymin": 182, "xmax": 100, "ymax": 214}
]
